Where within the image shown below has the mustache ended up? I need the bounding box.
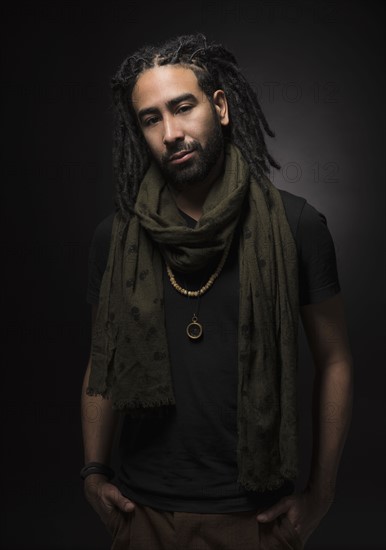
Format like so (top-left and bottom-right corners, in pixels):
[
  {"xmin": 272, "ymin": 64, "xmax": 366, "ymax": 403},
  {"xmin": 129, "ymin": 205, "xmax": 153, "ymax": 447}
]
[{"xmin": 163, "ymin": 143, "xmax": 199, "ymax": 162}]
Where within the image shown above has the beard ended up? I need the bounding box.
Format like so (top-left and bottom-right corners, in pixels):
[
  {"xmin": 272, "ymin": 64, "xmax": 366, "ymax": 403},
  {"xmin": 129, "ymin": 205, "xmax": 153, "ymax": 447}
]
[{"xmin": 154, "ymin": 111, "xmax": 225, "ymax": 188}]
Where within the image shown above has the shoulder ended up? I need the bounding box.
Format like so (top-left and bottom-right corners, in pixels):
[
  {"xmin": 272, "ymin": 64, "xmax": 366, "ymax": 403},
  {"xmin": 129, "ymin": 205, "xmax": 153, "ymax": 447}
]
[
  {"xmin": 277, "ymin": 188, "xmax": 330, "ymax": 244},
  {"xmin": 88, "ymin": 211, "xmax": 116, "ymax": 273},
  {"xmin": 86, "ymin": 212, "xmax": 116, "ymax": 305},
  {"xmin": 90, "ymin": 212, "xmax": 115, "ymax": 244},
  {"xmin": 278, "ymin": 188, "xmax": 307, "ymax": 214},
  {"xmin": 277, "ymin": 188, "xmax": 307, "ymax": 247},
  {"xmin": 88, "ymin": 212, "xmax": 116, "ymax": 259}
]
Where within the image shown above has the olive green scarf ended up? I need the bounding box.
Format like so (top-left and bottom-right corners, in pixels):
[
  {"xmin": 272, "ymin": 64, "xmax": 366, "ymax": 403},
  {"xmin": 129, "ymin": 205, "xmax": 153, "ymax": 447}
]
[{"xmin": 87, "ymin": 141, "xmax": 300, "ymax": 492}]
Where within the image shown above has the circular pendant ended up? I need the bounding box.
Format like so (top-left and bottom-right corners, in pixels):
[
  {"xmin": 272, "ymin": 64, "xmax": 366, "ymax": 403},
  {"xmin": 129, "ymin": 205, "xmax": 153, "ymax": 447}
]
[{"xmin": 186, "ymin": 315, "xmax": 203, "ymax": 340}]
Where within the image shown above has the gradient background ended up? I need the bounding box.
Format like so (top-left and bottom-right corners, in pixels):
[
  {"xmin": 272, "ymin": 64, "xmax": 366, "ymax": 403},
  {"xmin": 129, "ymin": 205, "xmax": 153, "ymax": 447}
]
[{"xmin": 1, "ymin": 1, "xmax": 384, "ymax": 549}]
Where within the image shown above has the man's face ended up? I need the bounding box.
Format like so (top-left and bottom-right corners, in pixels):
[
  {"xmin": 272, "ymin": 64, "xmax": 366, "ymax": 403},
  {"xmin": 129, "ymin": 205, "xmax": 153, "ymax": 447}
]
[{"xmin": 131, "ymin": 64, "xmax": 229, "ymax": 187}]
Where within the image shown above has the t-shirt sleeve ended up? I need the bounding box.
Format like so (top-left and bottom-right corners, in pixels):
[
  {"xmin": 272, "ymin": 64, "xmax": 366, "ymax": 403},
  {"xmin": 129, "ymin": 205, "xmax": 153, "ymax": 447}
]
[
  {"xmin": 86, "ymin": 213, "xmax": 115, "ymax": 305},
  {"xmin": 297, "ymin": 201, "xmax": 341, "ymax": 306}
]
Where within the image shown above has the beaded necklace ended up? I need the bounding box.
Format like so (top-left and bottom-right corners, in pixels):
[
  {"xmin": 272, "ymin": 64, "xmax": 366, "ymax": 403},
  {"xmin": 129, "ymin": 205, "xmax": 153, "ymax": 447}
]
[{"xmin": 165, "ymin": 241, "xmax": 232, "ymax": 340}]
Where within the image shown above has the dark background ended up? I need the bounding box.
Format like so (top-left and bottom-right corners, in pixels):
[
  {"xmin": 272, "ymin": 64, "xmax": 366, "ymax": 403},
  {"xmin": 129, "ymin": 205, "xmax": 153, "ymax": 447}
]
[{"xmin": 1, "ymin": 1, "xmax": 384, "ymax": 549}]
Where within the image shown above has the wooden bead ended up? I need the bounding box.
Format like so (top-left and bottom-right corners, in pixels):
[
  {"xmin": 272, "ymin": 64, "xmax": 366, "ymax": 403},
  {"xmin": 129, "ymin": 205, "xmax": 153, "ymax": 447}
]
[{"xmin": 165, "ymin": 243, "xmax": 231, "ymax": 297}]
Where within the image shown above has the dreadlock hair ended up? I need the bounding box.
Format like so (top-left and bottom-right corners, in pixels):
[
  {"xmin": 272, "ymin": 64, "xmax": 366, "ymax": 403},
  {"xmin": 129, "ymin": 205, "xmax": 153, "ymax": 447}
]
[{"xmin": 111, "ymin": 32, "xmax": 281, "ymax": 221}]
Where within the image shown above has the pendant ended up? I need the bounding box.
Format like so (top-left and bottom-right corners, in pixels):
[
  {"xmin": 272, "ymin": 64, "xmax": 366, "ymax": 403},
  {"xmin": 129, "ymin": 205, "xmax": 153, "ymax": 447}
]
[{"xmin": 186, "ymin": 314, "xmax": 203, "ymax": 340}]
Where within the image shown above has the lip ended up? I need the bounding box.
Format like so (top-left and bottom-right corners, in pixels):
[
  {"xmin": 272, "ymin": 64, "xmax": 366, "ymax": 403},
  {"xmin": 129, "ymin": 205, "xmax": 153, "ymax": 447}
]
[{"xmin": 169, "ymin": 150, "xmax": 196, "ymax": 164}]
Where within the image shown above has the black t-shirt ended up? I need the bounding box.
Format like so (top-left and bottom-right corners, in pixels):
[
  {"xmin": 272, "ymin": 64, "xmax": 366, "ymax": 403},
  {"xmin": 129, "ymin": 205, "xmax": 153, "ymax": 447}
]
[{"xmin": 86, "ymin": 189, "xmax": 341, "ymax": 513}]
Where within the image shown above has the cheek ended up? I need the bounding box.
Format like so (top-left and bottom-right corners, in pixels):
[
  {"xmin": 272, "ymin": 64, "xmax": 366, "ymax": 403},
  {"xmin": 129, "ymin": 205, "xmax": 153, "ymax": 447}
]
[
  {"xmin": 198, "ymin": 107, "xmax": 218, "ymax": 133},
  {"xmin": 188, "ymin": 114, "xmax": 215, "ymax": 142},
  {"xmin": 142, "ymin": 133, "xmax": 162, "ymax": 156}
]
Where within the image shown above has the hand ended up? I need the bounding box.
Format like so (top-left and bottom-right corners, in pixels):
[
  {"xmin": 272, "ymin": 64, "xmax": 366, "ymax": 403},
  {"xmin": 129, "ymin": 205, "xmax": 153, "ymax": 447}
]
[
  {"xmin": 84, "ymin": 474, "xmax": 136, "ymax": 530},
  {"xmin": 256, "ymin": 487, "xmax": 335, "ymax": 546}
]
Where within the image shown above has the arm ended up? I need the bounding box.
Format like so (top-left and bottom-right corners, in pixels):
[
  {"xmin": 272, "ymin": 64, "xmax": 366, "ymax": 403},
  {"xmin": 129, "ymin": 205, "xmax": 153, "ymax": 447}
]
[
  {"xmin": 81, "ymin": 305, "xmax": 135, "ymax": 523},
  {"xmin": 301, "ymin": 292, "xmax": 354, "ymax": 499},
  {"xmin": 256, "ymin": 293, "xmax": 353, "ymax": 544},
  {"xmin": 81, "ymin": 304, "xmax": 119, "ymax": 466}
]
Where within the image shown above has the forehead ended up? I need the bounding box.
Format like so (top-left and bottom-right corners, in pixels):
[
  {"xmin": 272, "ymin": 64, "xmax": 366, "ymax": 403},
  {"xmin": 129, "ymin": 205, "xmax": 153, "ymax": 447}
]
[{"xmin": 131, "ymin": 65, "xmax": 205, "ymax": 112}]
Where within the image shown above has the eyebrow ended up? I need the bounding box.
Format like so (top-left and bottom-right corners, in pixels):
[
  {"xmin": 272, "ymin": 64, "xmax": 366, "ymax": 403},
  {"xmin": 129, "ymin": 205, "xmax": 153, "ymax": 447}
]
[{"xmin": 137, "ymin": 93, "xmax": 198, "ymax": 122}]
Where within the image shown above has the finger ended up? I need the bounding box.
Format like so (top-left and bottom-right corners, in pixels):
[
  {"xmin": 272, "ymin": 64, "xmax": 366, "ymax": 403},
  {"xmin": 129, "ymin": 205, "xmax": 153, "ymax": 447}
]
[
  {"xmin": 120, "ymin": 498, "xmax": 136, "ymax": 512},
  {"xmin": 107, "ymin": 484, "xmax": 136, "ymax": 512},
  {"xmin": 256, "ymin": 500, "xmax": 290, "ymax": 523}
]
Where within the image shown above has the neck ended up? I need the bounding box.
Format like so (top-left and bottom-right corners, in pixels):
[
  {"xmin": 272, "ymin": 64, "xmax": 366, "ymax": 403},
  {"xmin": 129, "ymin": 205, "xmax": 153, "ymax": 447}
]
[{"xmin": 168, "ymin": 149, "xmax": 225, "ymax": 221}]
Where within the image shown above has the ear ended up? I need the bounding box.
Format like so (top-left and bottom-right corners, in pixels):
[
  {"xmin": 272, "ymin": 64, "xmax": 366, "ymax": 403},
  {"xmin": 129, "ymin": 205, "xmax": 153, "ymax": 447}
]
[{"xmin": 212, "ymin": 89, "xmax": 229, "ymax": 127}]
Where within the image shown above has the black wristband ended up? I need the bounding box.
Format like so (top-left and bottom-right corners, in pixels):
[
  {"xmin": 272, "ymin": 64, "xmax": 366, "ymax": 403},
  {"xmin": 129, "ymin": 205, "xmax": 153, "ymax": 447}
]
[{"xmin": 80, "ymin": 462, "xmax": 115, "ymax": 481}]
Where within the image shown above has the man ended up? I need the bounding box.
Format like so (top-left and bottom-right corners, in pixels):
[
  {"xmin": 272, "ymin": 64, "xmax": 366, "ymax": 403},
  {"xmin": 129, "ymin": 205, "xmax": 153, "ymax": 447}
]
[{"xmin": 81, "ymin": 33, "xmax": 353, "ymax": 550}]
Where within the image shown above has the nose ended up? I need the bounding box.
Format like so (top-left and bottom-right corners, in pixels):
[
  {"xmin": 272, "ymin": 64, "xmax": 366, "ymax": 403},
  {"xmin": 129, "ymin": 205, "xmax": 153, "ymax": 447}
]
[{"xmin": 162, "ymin": 114, "xmax": 184, "ymax": 145}]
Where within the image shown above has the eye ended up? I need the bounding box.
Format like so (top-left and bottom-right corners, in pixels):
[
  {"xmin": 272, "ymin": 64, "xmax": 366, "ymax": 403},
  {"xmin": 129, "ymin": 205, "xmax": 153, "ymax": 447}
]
[
  {"xmin": 177, "ymin": 105, "xmax": 192, "ymax": 114},
  {"xmin": 144, "ymin": 116, "xmax": 158, "ymax": 127}
]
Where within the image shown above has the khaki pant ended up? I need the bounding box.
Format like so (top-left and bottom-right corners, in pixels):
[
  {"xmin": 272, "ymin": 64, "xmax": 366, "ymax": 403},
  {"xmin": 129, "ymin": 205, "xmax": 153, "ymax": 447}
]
[{"xmin": 105, "ymin": 502, "xmax": 304, "ymax": 550}]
